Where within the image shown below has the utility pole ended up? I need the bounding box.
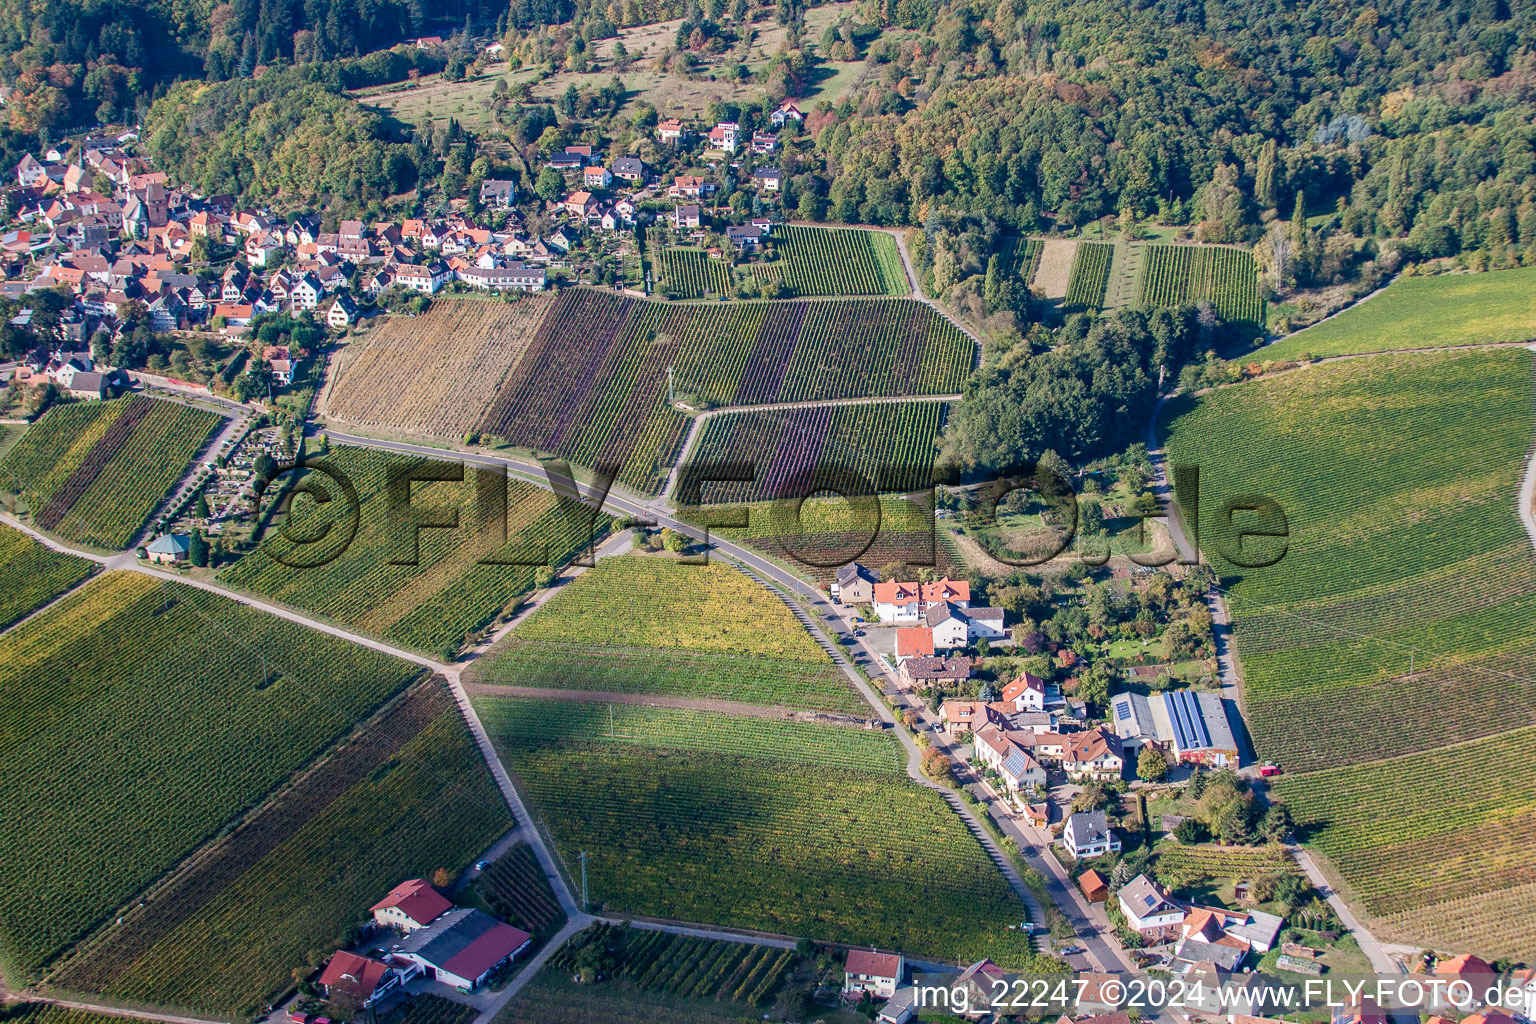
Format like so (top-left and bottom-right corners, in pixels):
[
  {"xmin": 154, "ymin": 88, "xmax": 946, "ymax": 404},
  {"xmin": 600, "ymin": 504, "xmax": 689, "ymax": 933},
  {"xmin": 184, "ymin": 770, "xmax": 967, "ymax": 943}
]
[
  {"xmin": 579, "ymin": 850, "xmax": 588, "ymax": 910},
  {"xmin": 667, "ymin": 364, "xmax": 675, "ymax": 404},
  {"xmin": 1409, "ymin": 648, "xmax": 1415, "ymax": 677}
]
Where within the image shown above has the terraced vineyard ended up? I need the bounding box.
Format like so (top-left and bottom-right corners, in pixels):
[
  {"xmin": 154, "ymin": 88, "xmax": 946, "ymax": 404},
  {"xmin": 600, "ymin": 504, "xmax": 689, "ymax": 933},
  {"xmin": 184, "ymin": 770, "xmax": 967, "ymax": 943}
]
[
  {"xmin": 478, "ymin": 290, "xmax": 975, "ymax": 492},
  {"xmin": 1161, "ymin": 347, "xmax": 1536, "ymax": 956},
  {"xmin": 326, "ymin": 295, "xmax": 554, "ymax": 439},
  {"xmin": 1064, "ymin": 241, "xmax": 1113, "ymax": 313},
  {"xmin": 0, "ymin": 572, "xmax": 422, "ymax": 981},
  {"xmin": 1135, "ymin": 244, "xmax": 1264, "ymax": 331},
  {"xmin": 768, "ymin": 225, "xmax": 908, "ymax": 296},
  {"xmin": 49, "ymin": 682, "xmax": 510, "ymax": 1016},
  {"xmin": 0, "ymin": 523, "xmax": 96, "ymax": 632},
  {"xmin": 474, "ymin": 698, "xmax": 1041, "ymax": 966},
  {"xmin": 466, "ymin": 554, "xmax": 862, "ymax": 713},
  {"xmin": 1264, "ymin": 266, "xmax": 1536, "ymax": 359},
  {"xmin": 222, "ymin": 445, "xmax": 607, "ymax": 659},
  {"xmin": 677, "ymin": 400, "xmax": 946, "ymax": 503},
  {"xmin": 659, "ymin": 248, "xmax": 733, "ymax": 297},
  {"xmin": 0, "ymin": 395, "xmax": 221, "ymax": 549}
]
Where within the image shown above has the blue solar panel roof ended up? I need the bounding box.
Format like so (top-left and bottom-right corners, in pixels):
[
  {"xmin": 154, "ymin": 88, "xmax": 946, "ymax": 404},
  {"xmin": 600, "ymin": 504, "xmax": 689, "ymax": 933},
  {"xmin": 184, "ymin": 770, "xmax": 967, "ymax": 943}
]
[{"xmin": 1165, "ymin": 690, "xmax": 1212, "ymax": 750}]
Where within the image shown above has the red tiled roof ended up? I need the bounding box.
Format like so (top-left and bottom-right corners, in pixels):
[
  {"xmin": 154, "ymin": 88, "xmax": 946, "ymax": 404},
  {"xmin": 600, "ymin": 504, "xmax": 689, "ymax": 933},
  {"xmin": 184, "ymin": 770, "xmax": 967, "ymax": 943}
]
[
  {"xmin": 318, "ymin": 951, "xmax": 392, "ymax": 999},
  {"xmin": 922, "ymin": 578, "xmax": 970, "ymax": 603},
  {"xmin": 896, "ymin": 627, "xmax": 934, "ymax": 658},
  {"xmin": 440, "ymin": 920, "xmax": 531, "ymax": 981},
  {"xmin": 370, "ymin": 878, "xmax": 452, "ymax": 926},
  {"xmin": 1002, "ymin": 672, "xmax": 1044, "ymax": 702},
  {"xmin": 1079, "ymin": 869, "xmax": 1109, "ymax": 895},
  {"xmin": 1437, "ymin": 954, "xmax": 1495, "ymax": 976},
  {"xmin": 845, "ymin": 949, "xmax": 902, "ymax": 979}
]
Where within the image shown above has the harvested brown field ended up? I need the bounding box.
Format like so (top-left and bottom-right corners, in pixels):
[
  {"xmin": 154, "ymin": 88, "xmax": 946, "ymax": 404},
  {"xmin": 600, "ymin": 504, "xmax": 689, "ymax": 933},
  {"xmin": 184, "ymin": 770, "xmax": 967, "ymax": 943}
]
[
  {"xmin": 325, "ymin": 296, "xmax": 554, "ymax": 439},
  {"xmin": 1032, "ymin": 239, "xmax": 1078, "ymax": 299}
]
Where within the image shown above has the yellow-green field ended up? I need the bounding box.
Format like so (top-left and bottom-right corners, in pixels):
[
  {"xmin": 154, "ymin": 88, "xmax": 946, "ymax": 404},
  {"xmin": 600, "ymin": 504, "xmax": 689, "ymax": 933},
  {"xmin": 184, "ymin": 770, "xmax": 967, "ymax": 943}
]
[{"xmin": 1264, "ymin": 266, "xmax": 1536, "ymax": 358}]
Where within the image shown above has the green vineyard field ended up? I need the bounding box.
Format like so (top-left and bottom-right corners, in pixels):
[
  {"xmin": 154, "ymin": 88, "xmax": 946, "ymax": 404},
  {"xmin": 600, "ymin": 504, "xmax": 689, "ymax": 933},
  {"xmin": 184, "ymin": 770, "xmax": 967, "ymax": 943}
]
[
  {"xmin": 466, "ymin": 555, "xmax": 863, "ymax": 713},
  {"xmin": 50, "ymin": 683, "xmax": 510, "ymax": 1016},
  {"xmin": 1274, "ymin": 728, "xmax": 1536, "ymax": 935},
  {"xmin": 1135, "ymin": 244, "xmax": 1264, "ymax": 331},
  {"xmin": 221, "ymin": 445, "xmax": 607, "ymax": 659},
  {"xmin": 1064, "ymin": 242, "xmax": 1113, "ymax": 313},
  {"xmin": 474, "ymin": 698, "xmax": 1042, "ymax": 966},
  {"xmin": 0, "ymin": 395, "xmax": 222, "ymax": 549},
  {"xmin": 478, "ymin": 842, "xmax": 565, "ymax": 938},
  {"xmin": 1161, "ymin": 347, "xmax": 1536, "ymax": 956},
  {"xmin": 678, "ymin": 400, "xmax": 947, "ymax": 503},
  {"xmin": 769, "ymin": 225, "xmax": 908, "ymax": 296},
  {"xmin": 0, "ymin": 572, "xmax": 422, "ymax": 981},
  {"xmin": 660, "ymin": 248, "xmax": 733, "ymax": 297},
  {"xmin": 0, "ymin": 523, "xmax": 95, "ymax": 632},
  {"xmin": 1264, "ymin": 266, "xmax": 1536, "ymax": 359}
]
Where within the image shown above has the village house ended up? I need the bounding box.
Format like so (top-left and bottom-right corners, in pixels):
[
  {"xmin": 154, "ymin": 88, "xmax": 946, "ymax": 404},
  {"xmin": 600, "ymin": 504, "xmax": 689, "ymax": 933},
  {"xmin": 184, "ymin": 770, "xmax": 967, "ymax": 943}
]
[
  {"xmin": 750, "ymin": 132, "xmax": 777, "ymax": 154},
  {"xmin": 612, "ymin": 157, "xmax": 646, "ymax": 183},
  {"xmin": 707, "ymin": 121, "xmax": 740, "ymax": 153},
  {"xmin": 752, "ymin": 166, "xmax": 783, "ymax": 191},
  {"xmin": 563, "ymin": 191, "xmax": 599, "ymax": 219},
  {"xmin": 1001, "ymin": 672, "xmax": 1058, "ymax": 713},
  {"xmin": 370, "ymin": 877, "xmax": 453, "ymax": 933},
  {"xmin": 1061, "ymin": 727, "xmax": 1125, "ymax": 781},
  {"xmin": 547, "ymin": 151, "xmax": 585, "ymax": 170},
  {"xmin": 844, "ymin": 950, "xmax": 904, "ymax": 998},
  {"xmin": 872, "ymin": 578, "xmax": 971, "ymax": 622},
  {"xmin": 725, "ymin": 224, "xmax": 767, "ymax": 250},
  {"xmin": 15, "ymin": 153, "xmax": 45, "ymax": 187},
  {"xmin": 583, "ymin": 165, "xmax": 613, "ymax": 189},
  {"xmin": 770, "ymin": 100, "xmax": 804, "ymax": 127},
  {"xmin": 672, "ymin": 204, "xmax": 702, "ymax": 230},
  {"xmin": 1180, "ymin": 904, "xmax": 1284, "ymax": 956},
  {"xmin": 832, "ymin": 563, "xmax": 877, "ymax": 604},
  {"xmin": 974, "ymin": 725, "xmax": 1047, "ymax": 800},
  {"xmin": 327, "ymin": 293, "xmax": 358, "ymax": 328},
  {"xmin": 289, "ymin": 271, "xmax": 324, "ymax": 310},
  {"xmin": 1063, "ymin": 810, "xmax": 1120, "ymax": 860},
  {"xmin": 926, "ymin": 600, "xmax": 1006, "ymax": 648},
  {"xmin": 877, "ymin": 988, "xmax": 919, "ymax": 1024},
  {"xmin": 1118, "ymin": 873, "xmax": 1185, "ymax": 940},
  {"xmin": 952, "ymin": 960, "xmax": 1009, "ymax": 1021},
  {"xmin": 939, "ymin": 699, "xmax": 1004, "ymax": 735},
  {"xmin": 317, "ymin": 951, "xmax": 420, "ymax": 1008},
  {"xmin": 899, "ymin": 654, "xmax": 970, "ymax": 690},
  {"xmin": 671, "ymin": 175, "xmax": 715, "ymax": 198},
  {"xmin": 479, "ymin": 179, "xmax": 516, "ymax": 208},
  {"xmin": 393, "ymin": 261, "xmax": 451, "ymax": 294},
  {"xmin": 658, "ymin": 118, "xmax": 688, "ymax": 143},
  {"xmin": 458, "ymin": 262, "xmax": 547, "ymax": 292}
]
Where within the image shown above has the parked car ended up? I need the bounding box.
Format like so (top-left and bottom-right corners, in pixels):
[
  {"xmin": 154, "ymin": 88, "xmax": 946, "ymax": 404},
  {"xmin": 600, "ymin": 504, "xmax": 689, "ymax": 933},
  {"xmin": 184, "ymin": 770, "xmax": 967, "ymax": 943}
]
[
  {"xmin": 1259, "ymin": 763, "xmax": 1283, "ymax": 777},
  {"xmin": 1058, "ymin": 945, "xmax": 1086, "ymax": 955},
  {"xmin": 475, "ymin": 859, "xmax": 490, "ymax": 870}
]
